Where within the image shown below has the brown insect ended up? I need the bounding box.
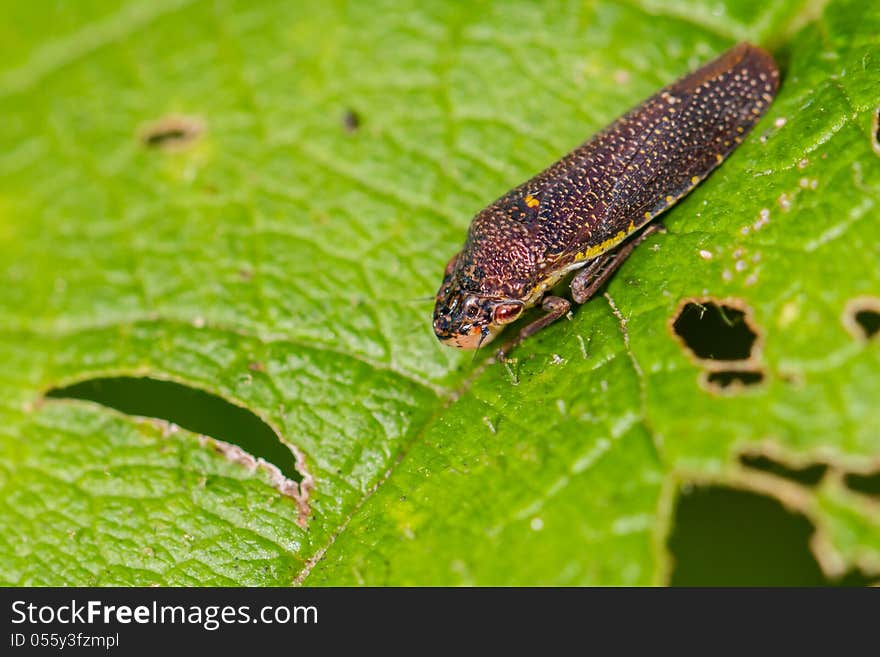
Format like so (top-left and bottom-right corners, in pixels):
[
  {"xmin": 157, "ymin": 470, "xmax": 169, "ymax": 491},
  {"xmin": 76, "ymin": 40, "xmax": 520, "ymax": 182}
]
[{"xmin": 433, "ymin": 43, "xmax": 779, "ymax": 354}]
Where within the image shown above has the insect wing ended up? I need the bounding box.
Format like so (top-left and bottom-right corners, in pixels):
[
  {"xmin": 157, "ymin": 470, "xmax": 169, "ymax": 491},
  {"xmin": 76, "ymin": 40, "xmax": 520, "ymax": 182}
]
[{"xmin": 538, "ymin": 44, "xmax": 779, "ymax": 255}]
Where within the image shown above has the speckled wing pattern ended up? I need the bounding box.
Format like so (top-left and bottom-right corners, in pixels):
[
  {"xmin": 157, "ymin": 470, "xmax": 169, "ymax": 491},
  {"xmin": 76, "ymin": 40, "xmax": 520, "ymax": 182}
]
[
  {"xmin": 536, "ymin": 43, "xmax": 779, "ymax": 262},
  {"xmin": 455, "ymin": 44, "xmax": 778, "ymax": 302}
]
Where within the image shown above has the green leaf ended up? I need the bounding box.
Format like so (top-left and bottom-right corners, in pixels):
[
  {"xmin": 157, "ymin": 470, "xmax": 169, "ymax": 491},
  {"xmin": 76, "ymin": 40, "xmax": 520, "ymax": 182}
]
[{"xmin": 1, "ymin": 0, "xmax": 878, "ymax": 586}]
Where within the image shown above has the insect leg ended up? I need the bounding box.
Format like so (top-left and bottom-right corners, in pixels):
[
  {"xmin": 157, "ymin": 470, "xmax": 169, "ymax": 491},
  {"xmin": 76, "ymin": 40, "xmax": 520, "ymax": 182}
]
[
  {"xmin": 497, "ymin": 296, "xmax": 571, "ymax": 359},
  {"xmin": 570, "ymin": 221, "xmax": 665, "ymax": 304}
]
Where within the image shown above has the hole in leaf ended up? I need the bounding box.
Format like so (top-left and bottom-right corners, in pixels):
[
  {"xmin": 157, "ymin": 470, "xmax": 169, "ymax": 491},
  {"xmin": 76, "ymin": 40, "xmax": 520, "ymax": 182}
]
[
  {"xmin": 46, "ymin": 377, "xmax": 301, "ymax": 482},
  {"xmin": 843, "ymin": 297, "xmax": 880, "ymax": 341},
  {"xmin": 139, "ymin": 115, "xmax": 204, "ymax": 151},
  {"xmin": 844, "ymin": 470, "xmax": 880, "ymax": 498},
  {"xmin": 668, "ymin": 485, "xmax": 872, "ymax": 586},
  {"xmin": 739, "ymin": 453, "xmax": 827, "ymax": 486},
  {"xmin": 342, "ymin": 108, "xmax": 361, "ymax": 133},
  {"xmin": 704, "ymin": 369, "xmax": 764, "ymax": 390},
  {"xmin": 854, "ymin": 310, "xmax": 880, "ymax": 339},
  {"xmin": 672, "ymin": 300, "xmax": 758, "ymax": 362}
]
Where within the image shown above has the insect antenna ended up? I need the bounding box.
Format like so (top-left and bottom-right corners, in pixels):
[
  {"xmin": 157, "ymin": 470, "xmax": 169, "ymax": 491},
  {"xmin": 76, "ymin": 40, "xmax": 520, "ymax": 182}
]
[
  {"xmin": 380, "ymin": 295, "xmax": 435, "ymax": 306},
  {"xmin": 399, "ymin": 295, "xmax": 436, "ymax": 304}
]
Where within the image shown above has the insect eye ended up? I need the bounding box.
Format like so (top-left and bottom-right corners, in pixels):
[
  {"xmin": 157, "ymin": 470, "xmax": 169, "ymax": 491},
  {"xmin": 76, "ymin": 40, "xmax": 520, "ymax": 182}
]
[{"xmin": 492, "ymin": 302, "xmax": 523, "ymax": 325}]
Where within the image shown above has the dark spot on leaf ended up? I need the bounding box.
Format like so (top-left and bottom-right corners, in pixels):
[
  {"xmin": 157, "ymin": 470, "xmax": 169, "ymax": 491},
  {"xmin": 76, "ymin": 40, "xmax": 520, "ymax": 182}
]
[
  {"xmin": 46, "ymin": 376, "xmax": 300, "ymax": 482},
  {"xmin": 139, "ymin": 115, "xmax": 204, "ymax": 151},
  {"xmin": 668, "ymin": 485, "xmax": 872, "ymax": 586},
  {"xmin": 672, "ymin": 299, "xmax": 758, "ymax": 362},
  {"xmin": 739, "ymin": 452, "xmax": 827, "ymax": 486},
  {"xmin": 844, "ymin": 469, "xmax": 880, "ymax": 498},
  {"xmin": 704, "ymin": 369, "xmax": 764, "ymax": 390},
  {"xmin": 854, "ymin": 310, "xmax": 880, "ymax": 339},
  {"xmin": 843, "ymin": 297, "xmax": 880, "ymax": 341},
  {"xmin": 342, "ymin": 109, "xmax": 361, "ymax": 133}
]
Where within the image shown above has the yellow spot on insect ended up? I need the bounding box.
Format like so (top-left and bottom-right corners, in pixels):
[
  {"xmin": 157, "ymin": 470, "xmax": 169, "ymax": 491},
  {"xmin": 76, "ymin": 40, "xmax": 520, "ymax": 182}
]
[
  {"xmin": 524, "ymin": 195, "xmax": 539, "ymax": 209},
  {"xmin": 716, "ymin": 153, "xmax": 723, "ymax": 163},
  {"xmin": 576, "ymin": 230, "xmax": 630, "ymax": 261},
  {"xmin": 691, "ymin": 176, "xmax": 700, "ymax": 185},
  {"xmin": 644, "ymin": 211, "xmax": 652, "ymax": 220},
  {"xmin": 665, "ymin": 195, "xmax": 674, "ymax": 204},
  {"xmin": 736, "ymin": 126, "xmax": 744, "ymax": 133}
]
